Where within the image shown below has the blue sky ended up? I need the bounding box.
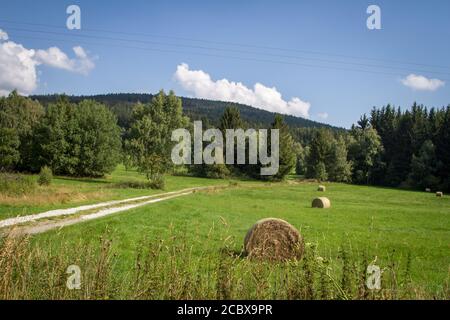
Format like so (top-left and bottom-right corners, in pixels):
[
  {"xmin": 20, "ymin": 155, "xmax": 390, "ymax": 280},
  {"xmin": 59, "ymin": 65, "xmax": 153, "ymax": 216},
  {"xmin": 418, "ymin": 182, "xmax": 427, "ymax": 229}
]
[{"xmin": 0, "ymin": 0, "xmax": 449, "ymax": 127}]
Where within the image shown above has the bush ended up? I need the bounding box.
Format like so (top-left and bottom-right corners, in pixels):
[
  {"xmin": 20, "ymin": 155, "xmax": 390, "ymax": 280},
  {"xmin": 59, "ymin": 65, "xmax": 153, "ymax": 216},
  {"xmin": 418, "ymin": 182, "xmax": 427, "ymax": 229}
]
[
  {"xmin": 0, "ymin": 173, "xmax": 36, "ymax": 195},
  {"xmin": 149, "ymin": 174, "xmax": 165, "ymax": 190},
  {"xmin": 38, "ymin": 166, "xmax": 53, "ymax": 186},
  {"xmin": 206, "ymin": 164, "xmax": 230, "ymax": 179}
]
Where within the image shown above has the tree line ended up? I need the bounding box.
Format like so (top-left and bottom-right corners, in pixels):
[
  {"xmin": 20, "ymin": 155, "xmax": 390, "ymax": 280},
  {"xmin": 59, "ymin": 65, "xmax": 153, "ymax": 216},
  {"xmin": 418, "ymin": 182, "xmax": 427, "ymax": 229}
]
[
  {"xmin": 300, "ymin": 103, "xmax": 450, "ymax": 192},
  {"xmin": 1, "ymin": 90, "xmax": 449, "ymax": 191},
  {"xmin": 0, "ymin": 91, "xmax": 122, "ymax": 177}
]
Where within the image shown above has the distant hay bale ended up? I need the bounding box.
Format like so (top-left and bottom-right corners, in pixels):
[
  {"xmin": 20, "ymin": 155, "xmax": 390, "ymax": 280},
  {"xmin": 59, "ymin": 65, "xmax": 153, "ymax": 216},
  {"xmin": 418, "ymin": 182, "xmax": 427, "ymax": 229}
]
[
  {"xmin": 425, "ymin": 188, "xmax": 431, "ymax": 192},
  {"xmin": 318, "ymin": 185, "xmax": 326, "ymax": 192},
  {"xmin": 312, "ymin": 197, "xmax": 331, "ymax": 209},
  {"xmin": 436, "ymin": 192, "xmax": 443, "ymax": 197},
  {"xmin": 244, "ymin": 218, "xmax": 304, "ymax": 261}
]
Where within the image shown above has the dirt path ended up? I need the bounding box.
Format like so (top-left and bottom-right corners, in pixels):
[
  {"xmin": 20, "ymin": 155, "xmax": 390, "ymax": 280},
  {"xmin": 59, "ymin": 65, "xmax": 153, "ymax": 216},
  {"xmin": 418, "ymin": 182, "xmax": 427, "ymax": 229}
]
[{"xmin": 1, "ymin": 185, "xmax": 222, "ymax": 235}]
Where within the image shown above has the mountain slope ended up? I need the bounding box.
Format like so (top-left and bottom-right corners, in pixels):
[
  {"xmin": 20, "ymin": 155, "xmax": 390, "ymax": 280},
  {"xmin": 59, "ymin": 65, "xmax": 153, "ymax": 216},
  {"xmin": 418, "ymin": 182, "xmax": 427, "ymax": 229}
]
[{"xmin": 31, "ymin": 93, "xmax": 340, "ymax": 130}]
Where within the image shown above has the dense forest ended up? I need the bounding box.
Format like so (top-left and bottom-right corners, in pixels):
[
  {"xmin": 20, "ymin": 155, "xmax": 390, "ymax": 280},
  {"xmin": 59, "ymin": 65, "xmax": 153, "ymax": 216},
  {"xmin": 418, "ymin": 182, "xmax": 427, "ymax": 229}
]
[
  {"xmin": 303, "ymin": 104, "xmax": 450, "ymax": 192},
  {"xmin": 1, "ymin": 91, "xmax": 449, "ymax": 192},
  {"xmin": 31, "ymin": 93, "xmax": 339, "ymax": 131}
]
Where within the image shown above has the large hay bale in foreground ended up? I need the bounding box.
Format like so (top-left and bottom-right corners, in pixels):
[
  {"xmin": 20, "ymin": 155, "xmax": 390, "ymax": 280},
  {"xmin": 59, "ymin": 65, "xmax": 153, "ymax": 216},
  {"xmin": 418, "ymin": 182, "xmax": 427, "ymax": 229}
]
[
  {"xmin": 436, "ymin": 192, "xmax": 443, "ymax": 197},
  {"xmin": 312, "ymin": 197, "xmax": 331, "ymax": 208},
  {"xmin": 318, "ymin": 185, "xmax": 326, "ymax": 192},
  {"xmin": 244, "ymin": 218, "xmax": 304, "ymax": 261}
]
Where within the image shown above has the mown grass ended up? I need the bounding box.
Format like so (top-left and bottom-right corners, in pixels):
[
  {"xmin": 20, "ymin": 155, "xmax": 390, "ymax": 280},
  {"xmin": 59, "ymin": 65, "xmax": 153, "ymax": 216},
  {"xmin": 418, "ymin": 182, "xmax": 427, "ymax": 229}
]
[{"xmin": 25, "ymin": 180, "xmax": 450, "ymax": 298}]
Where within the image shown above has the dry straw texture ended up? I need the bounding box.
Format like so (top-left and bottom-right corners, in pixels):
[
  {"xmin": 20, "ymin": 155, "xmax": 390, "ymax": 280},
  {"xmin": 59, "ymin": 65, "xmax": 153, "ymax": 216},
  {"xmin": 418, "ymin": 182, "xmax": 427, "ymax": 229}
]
[
  {"xmin": 244, "ymin": 218, "xmax": 304, "ymax": 261},
  {"xmin": 312, "ymin": 197, "xmax": 331, "ymax": 208}
]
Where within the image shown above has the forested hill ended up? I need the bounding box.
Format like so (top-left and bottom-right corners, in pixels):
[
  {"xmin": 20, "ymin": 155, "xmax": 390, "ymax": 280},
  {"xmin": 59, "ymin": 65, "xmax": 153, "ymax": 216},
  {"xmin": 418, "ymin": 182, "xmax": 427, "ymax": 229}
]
[{"xmin": 31, "ymin": 93, "xmax": 340, "ymax": 130}]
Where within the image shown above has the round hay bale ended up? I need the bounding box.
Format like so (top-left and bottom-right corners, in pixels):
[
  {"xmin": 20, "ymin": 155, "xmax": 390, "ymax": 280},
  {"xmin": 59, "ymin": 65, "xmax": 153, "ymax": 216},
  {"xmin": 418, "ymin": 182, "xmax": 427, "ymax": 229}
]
[
  {"xmin": 244, "ymin": 218, "xmax": 304, "ymax": 261},
  {"xmin": 312, "ymin": 197, "xmax": 331, "ymax": 208},
  {"xmin": 425, "ymin": 188, "xmax": 431, "ymax": 192},
  {"xmin": 436, "ymin": 191, "xmax": 443, "ymax": 197},
  {"xmin": 318, "ymin": 185, "xmax": 326, "ymax": 192}
]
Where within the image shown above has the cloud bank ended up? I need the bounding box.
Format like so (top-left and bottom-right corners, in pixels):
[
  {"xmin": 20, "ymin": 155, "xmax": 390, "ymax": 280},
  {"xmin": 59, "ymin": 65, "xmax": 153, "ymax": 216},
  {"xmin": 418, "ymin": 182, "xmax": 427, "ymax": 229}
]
[
  {"xmin": 174, "ymin": 63, "xmax": 311, "ymax": 118},
  {"xmin": 401, "ymin": 74, "xmax": 445, "ymax": 91},
  {"xmin": 0, "ymin": 29, "xmax": 95, "ymax": 96}
]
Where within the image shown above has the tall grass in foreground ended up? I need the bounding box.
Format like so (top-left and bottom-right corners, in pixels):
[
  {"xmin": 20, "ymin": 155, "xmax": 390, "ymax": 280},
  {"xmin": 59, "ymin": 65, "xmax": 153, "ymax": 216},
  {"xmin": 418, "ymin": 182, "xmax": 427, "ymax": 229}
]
[{"xmin": 0, "ymin": 229, "xmax": 448, "ymax": 300}]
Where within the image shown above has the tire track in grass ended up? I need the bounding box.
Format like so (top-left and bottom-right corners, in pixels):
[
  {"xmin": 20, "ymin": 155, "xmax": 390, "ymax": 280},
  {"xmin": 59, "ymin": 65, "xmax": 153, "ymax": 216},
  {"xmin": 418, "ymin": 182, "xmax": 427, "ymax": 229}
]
[
  {"xmin": 12, "ymin": 190, "xmax": 195, "ymax": 235},
  {"xmin": 0, "ymin": 186, "xmax": 219, "ymax": 231}
]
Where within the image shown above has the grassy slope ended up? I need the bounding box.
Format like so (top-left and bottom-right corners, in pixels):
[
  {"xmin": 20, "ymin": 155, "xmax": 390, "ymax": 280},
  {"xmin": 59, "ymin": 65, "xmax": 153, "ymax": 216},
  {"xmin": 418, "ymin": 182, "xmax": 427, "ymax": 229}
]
[
  {"xmin": 31, "ymin": 181, "xmax": 450, "ymax": 292},
  {"xmin": 0, "ymin": 165, "xmax": 227, "ymax": 219}
]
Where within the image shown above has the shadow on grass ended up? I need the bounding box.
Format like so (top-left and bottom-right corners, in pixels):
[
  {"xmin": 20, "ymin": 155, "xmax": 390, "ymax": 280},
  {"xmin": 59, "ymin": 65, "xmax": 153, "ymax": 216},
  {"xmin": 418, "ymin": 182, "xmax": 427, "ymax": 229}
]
[{"xmin": 55, "ymin": 176, "xmax": 110, "ymax": 185}]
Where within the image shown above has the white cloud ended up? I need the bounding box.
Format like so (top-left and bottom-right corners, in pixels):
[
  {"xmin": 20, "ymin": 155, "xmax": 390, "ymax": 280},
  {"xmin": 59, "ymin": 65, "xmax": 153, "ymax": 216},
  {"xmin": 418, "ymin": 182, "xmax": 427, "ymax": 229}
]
[
  {"xmin": 0, "ymin": 29, "xmax": 96, "ymax": 96},
  {"xmin": 0, "ymin": 29, "xmax": 8, "ymax": 41},
  {"xmin": 0, "ymin": 41, "xmax": 38, "ymax": 96},
  {"xmin": 317, "ymin": 112, "xmax": 329, "ymax": 120},
  {"xmin": 35, "ymin": 46, "xmax": 95, "ymax": 75},
  {"xmin": 401, "ymin": 74, "xmax": 445, "ymax": 91},
  {"xmin": 174, "ymin": 63, "xmax": 311, "ymax": 118}
]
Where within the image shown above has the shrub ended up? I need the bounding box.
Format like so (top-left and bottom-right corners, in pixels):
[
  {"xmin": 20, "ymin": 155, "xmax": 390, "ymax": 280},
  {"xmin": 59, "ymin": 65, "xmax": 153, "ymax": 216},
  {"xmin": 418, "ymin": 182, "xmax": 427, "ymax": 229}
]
[
  {"xmin": 149, "ymin": 174, "xmax": 165, "ymax": 190},
  {"xmin": 0, "ymin": 173, "xmax": 36, "ymax": 195},
  {"xmin": 206, "ymin": 164, "xmax": 230, "ymax": 179},
  {"xmin": 38, "ymin": 166, "xmax": 53, "ymax": 186}
]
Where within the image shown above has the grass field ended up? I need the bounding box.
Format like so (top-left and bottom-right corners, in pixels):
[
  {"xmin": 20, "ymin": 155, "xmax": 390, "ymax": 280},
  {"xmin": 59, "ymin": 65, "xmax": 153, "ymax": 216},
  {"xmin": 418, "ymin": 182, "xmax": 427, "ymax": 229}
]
[
  {"xmin": 0, "ymin": 167, "xmax": 449, "ymax": 299},
  {"xmin": 0, "ymin": 165, "xmax": 227, "ymax": 219}
]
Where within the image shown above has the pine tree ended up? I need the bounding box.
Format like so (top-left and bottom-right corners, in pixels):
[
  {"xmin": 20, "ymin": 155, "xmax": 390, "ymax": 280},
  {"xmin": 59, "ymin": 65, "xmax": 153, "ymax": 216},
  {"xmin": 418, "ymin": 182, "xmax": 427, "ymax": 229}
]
[
  {"xmin": 435, "ymin": 106, "xmax": 450, "ymax": 191},
  {"xmin": 270, "ymin": 115, "xmax": 296, "ymax": 180},
  {"xmin": 293, "ymin": 142, "xmax": 307, "ymax": 176},
  {"xmin": 219, "ymin": 106, "xmax": 243, "ymax": 130},
  {"xmin": 219, "ymin": 106, "xmax": 243, "ymax": 177},
  {"xmin": 407, "ymin": 140, "xmax": 439, "ymax": 190},
  {"xmin": 314, "ymin": 161, "xmax": 328, "ymax": 182},
  {"xmin": 357, "ymin": 114, "xmax": 370, "ymax": 130},
  {"xmin": 386, "ymin": 111, "xmax": 414, "ymax": 186},
  {"xmin": 306, "ymin": 129, "xmax": 333, "ymax": 180}
]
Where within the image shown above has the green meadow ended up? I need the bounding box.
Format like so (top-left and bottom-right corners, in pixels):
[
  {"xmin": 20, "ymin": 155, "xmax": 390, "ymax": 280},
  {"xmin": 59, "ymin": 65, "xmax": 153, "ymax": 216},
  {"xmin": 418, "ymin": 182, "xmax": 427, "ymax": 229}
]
[
  {"xmin": 1, "ymin": 166, "xmax": 449, "ymax": 299},
  {"xmin": 0, "ymin": 165, "xmax": 226, "ymax": 220},
  {"xmin": 29, "ymin": 174, "xmax": 450, "ymax": 293}
]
